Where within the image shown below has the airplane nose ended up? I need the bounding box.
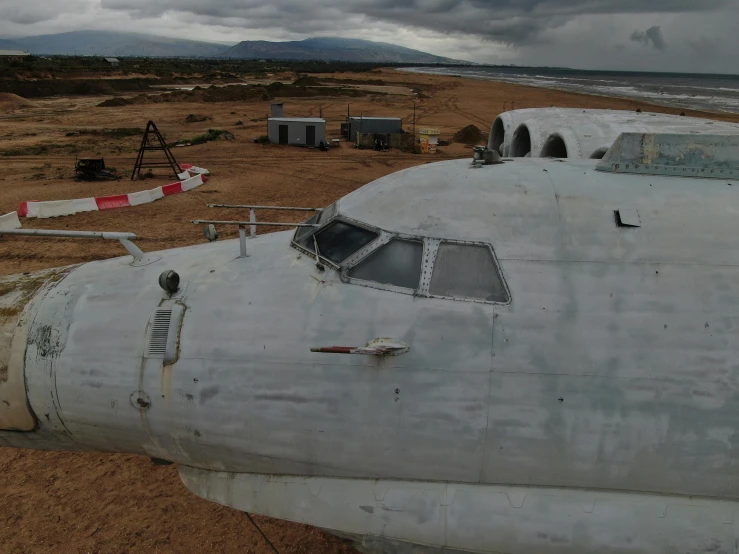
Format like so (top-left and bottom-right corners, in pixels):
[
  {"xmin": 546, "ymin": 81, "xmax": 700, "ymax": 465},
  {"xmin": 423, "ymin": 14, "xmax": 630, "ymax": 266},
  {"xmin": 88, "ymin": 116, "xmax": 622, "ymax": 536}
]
[
  {"xmin": 0, "ymin": 231, "xmax": 326, "ymax": 457},
  {"xmin": 0, "ymin": 266, "xmax": 75, "ymax": 432}
]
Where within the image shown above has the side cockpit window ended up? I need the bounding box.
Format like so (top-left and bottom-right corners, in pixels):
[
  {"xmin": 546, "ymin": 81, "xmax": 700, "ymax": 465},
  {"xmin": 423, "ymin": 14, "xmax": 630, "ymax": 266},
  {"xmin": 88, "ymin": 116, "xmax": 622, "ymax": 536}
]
[
  {"xmin": 294, "ymin": 202, "xmax": 338, "ymax": 250},
  {"xmin": 314, "ymin": 221, "xmax": 378, "ymax": 264},
  {"xmin": 348, "ymin": 239, "xmax": 423, "ymax": 290},
  {"xmin": 429, "ymin": 243, "xmax": 508, "ymax": 303},
  {"xmin": 292, "ymin": 203, "xmax": 378, "ymax": 265},
  {"xmin": 294, "ymin": 212, "xmax": 321, "ymax": 250}
]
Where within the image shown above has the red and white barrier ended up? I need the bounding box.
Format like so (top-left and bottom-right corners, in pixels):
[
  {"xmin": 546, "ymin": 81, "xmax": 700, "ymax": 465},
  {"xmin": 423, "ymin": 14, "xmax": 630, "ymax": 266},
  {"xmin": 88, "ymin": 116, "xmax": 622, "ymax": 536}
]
[
  {"xmin": 19, "ymin": 166, "xmax": 208, "ymax": 219},
  {"xmin": 0, "ymin": 211, "xmax": 21, "ymax": 230}
]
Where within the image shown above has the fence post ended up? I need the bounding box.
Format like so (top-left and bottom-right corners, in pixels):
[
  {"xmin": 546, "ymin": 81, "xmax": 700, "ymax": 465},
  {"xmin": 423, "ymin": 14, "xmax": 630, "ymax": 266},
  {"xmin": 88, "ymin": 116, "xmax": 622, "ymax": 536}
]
[
  {"xmin": 239, "ymin": 225, "xmax": 247, "ymax": 258},
  {"xmin": 249, "ymin": 208, "xmax": 257, "ymax": 238}
]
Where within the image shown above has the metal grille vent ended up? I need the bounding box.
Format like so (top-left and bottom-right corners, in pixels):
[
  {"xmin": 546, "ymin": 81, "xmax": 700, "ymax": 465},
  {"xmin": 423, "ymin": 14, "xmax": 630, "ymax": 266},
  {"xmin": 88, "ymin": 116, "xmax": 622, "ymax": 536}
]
[{"xmin": 146, "ymin": 309, "xmax": 172, "ymax": 357}]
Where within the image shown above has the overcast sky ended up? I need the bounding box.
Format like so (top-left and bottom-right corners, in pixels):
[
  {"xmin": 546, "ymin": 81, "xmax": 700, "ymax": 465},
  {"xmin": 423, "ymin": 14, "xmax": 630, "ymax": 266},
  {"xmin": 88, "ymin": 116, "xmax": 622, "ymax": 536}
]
[{"xmin": 0, "ymin": 0, "xmax": 738, "ymax": 73}]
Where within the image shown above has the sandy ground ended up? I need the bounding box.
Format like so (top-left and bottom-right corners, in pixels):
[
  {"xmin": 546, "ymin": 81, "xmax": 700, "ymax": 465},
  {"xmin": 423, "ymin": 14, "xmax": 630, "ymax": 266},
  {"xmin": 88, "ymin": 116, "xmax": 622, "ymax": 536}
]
[{"xmin": 2, "ymin": 68, "xmax": 739, "ymax": 553}]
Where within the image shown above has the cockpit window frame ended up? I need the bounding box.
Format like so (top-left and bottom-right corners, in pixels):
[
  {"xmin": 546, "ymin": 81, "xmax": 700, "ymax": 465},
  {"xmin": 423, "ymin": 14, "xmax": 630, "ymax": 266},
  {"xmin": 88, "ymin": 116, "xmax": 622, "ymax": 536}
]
[
  {"xmin": 424, "ymin": 240, "xmax": 511, "ymax": 305},
  {"xmin": 342, "ymin": 233, "xmax": 426, "ymax": 295},
  {"xmin": 291, "ymin": 210, "xmax": 381, "ymax": 270},
  {"xmin": 342, "ymin": 235, "xmax": 511, "ymax": 306},
  {"xmin": 292, "ymin": 201, "xmax": 338, "ymax": 253},
  {"xmin": 290, "ymin": 204, "xmax": 511, "ymax": 306}
]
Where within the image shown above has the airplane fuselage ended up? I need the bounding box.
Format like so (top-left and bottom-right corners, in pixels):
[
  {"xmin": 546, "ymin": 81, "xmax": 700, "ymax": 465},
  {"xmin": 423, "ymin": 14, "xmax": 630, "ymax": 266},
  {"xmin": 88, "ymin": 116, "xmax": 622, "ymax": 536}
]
[{"xmin": 2, "ymin": 153, "xmax": 739, "ymax": 553}]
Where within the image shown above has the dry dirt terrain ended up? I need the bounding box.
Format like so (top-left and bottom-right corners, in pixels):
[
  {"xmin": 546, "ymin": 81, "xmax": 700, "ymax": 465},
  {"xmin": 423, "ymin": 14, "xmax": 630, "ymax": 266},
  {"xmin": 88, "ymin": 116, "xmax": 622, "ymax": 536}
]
[{"xmin": 2, "ymin": 68, "xmax": 739, "ymax": 553}]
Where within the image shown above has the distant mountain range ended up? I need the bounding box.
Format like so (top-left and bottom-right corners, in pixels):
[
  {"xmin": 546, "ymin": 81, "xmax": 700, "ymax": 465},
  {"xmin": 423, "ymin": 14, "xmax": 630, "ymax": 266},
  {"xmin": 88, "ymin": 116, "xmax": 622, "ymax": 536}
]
[
  {"xmin": 222, "ymin": 37, "xmax": 462, "ymax": 63},
  {"xmin": 0, "ymin": 31, "xmax": 466, "ymax": 63},
  {"xmin": 0, "ymin": 31, "xmax": 228, "ymax": 58}
]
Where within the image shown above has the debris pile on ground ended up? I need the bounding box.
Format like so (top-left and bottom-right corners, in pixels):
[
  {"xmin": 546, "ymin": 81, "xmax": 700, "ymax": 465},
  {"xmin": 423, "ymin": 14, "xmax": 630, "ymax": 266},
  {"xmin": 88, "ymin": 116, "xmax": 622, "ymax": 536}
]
[
  {"xmin": 266, "ymin": 82, "xmax": 383, "ymax": 99},
  {"xmin": 98, "ymin": 97, "xmax": 131, "ymax": 107},
  {"xmin": 184, "ymin": 114, "xmax": 212, "ymax": 123},
  {"xmin": 0, "ymin": 78, "xmax": 154, "ymax": 99},
  {"xmin": 98, "ymin": 83, "xmax": 386, "ymax": 108},
  {"xmin": 0, "ymin": 93, "xmax": 37, "ymax": 112},
  {"xmin": 320, "ymin": 77, "xmax": 386, "ymax": 86},
  {"xmin": 74, "ymin": 158, "xmax": 121, "ymax": 181},
  {"xmin": 65, "ymin": 128, "xmax": 142, "ymax": 138},
  {"xmin": 100, "ymin": 85, "xmax": 271, "ymax": 107},
  {"xmin": 172, "ymin": 129, "xmax": 235, "ymax": 147},
  {"xmin": 293, "ymin": 75, "xmax": 323, "ymax": 87},
  {"xmin": 452, "ymin": 124, "xmax": 484, "ymax": 145}
]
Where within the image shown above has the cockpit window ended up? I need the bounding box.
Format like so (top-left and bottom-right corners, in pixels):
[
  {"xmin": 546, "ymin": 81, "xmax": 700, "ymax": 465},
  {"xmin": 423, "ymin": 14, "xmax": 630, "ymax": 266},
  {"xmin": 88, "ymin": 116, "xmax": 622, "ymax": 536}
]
[
  {"xmin": 295, "ymin": 212, "xmax": 320, "ymax": 249},
  {"xmin": 429, "ymin": 243, "xmax": 509, "ymax": 303},
  {"xmin": 348, "ymin": 239, "xmax": 423, "ymax": 290},
  {"xmin": 314, "ymin": 221, "xmax": 378, "ymax": 264},
  {"xmin": 293, "ymin": 202, "xmax": 338, "ymax": 251}
]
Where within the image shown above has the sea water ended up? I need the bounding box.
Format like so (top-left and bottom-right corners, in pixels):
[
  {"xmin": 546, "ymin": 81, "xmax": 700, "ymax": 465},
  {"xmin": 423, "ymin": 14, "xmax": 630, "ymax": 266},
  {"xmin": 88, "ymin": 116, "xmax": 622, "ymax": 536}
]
[{"xmin": 401, "ymin": 66, "xmax": 739, "ymax": 114}]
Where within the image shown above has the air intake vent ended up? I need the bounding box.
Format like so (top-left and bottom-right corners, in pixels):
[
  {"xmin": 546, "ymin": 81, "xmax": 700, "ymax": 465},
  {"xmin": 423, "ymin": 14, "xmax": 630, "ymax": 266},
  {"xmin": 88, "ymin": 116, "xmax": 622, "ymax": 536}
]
[
  {"xmin": 145, "ymin": 305, "xmax": 184, "ymax": 362},
  {"xmin": 146, "ymin": 309, "xmax": 172, "ymax": 357}
]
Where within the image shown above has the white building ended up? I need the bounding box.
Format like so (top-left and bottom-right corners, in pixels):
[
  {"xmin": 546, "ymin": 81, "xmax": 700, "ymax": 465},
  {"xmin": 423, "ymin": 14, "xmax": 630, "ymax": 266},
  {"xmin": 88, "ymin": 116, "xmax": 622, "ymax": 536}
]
[{"xmin": 268, "ymin": 118, "xmax": 326, "ymax": 147}]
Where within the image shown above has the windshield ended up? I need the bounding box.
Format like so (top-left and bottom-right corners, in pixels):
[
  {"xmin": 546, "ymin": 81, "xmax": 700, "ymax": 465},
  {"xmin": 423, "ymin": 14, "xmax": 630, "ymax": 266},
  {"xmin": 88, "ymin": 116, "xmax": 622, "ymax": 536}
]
[
  {"xmin": 314, "ymin": 221, "xmax": 379, "ymax": 264},
  {"xmin": 348, "ymin": 239, "xmax": 423, "ymax": 289}
]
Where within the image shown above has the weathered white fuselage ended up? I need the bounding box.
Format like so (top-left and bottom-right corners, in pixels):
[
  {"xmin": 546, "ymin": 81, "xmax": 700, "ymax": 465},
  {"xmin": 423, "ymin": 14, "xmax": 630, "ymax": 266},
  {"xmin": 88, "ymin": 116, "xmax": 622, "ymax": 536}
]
[{"xmin": 2, "ymin": 153, "xmax": 739, "ymax": 553}]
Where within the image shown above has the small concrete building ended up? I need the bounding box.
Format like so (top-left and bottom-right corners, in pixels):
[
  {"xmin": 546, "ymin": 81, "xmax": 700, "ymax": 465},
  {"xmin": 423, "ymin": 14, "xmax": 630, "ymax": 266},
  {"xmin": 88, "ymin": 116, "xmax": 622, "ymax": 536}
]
[
  {"xmin": 268, "ymin": 118, "xmax": 326, "ymax": 147},
  {"xmin": 0, "ymin": 50, "xmax": 31, "ymax": 63},
  {"xmin": 104, "ymin": 57, "xmax": 120, "ymax": 67},
  {"xmin": 348, "ymin": 117, "xmax": 403, "ymax": 141}
]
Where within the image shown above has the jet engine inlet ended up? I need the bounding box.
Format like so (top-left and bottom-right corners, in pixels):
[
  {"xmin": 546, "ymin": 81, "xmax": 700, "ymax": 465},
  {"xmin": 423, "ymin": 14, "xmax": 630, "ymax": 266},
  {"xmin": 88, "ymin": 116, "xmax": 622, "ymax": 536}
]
[
  {"xmin": 511, "ymin": 124, "xmax": 532, "ymax": 157},
  {"xmin": 589, "ymin": 146, "xmax": 610, "ymax": 159},
  {"xmin": 490, "ymin": 117, "xmax": 506, "ymax": 154},
  {"xmin": 541, "ymin": 135, "xmax": 569, "ymax": 158}
]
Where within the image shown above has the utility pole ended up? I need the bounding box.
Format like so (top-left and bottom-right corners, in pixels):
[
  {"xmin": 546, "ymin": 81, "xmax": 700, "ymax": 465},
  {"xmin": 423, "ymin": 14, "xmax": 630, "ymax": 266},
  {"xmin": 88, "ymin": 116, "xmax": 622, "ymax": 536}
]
[{"xmin": 413, "ymin": 101, "xmax": 416, "ymax": 154}]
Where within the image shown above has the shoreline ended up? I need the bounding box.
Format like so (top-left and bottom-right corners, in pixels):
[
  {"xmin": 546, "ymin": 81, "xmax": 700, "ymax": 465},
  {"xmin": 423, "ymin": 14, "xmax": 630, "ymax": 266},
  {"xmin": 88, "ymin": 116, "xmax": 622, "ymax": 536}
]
[{"xmin": 397, "ymin": 66, "xmax": 739, "ymax": 118}]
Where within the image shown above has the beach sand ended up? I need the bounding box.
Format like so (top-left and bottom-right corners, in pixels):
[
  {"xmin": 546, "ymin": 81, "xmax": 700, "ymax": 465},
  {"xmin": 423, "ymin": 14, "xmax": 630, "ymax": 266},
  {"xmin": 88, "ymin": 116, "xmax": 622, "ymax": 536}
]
[{"xmin": 1, "ymin": 68, "xmax": 737, "ymax": 553}]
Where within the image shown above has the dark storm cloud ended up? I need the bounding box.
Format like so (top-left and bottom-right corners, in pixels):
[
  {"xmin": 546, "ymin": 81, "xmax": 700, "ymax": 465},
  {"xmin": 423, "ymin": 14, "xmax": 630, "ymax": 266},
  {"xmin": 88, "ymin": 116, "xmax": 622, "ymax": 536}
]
[
  {"xmin": 630, "ymin": 25, "xmax": 667, "ymax": 50},
  {"xmin": 0, "ymin": 0, "xmax": 87, "ymax": 24},
  {"xmin": 99, "ymin": 0, "xmax": 729, "ymax": 45}
]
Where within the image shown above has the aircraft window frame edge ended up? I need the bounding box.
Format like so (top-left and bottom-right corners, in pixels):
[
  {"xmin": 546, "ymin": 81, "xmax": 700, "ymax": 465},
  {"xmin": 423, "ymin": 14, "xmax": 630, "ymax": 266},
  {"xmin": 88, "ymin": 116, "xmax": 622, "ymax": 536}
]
[
  {"xmin": 291, "ymin": 213, "xmax": 381, "ymax": 269},
  {"xmin": 417, "ymin": 238, "xmax": 441, "ymax": 296},
  {"xmin": 425, "ymin": 240, "xmax": 512, "ymax": 305},
  {"xmin": 342, "ymin": 235, "xmax": 426, "ymax": 294},
  {"xmin": 291, "ymin": 201, "xmax": 339, "ymax": 256},
  {"xmin": 339, "ymin": 234, "xmax": 389, "ymax": 268}
]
